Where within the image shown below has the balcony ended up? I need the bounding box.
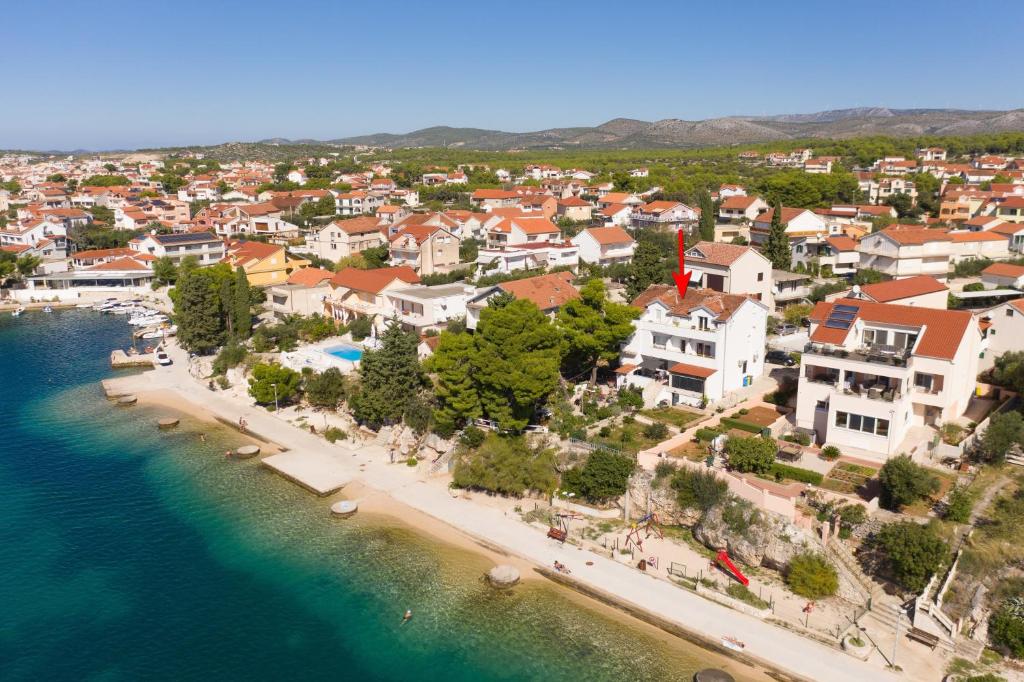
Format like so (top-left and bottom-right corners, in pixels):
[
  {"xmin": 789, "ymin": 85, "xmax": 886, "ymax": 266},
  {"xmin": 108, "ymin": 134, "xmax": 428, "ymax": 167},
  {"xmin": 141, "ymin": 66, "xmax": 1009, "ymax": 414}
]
[{"xmin": 803, "ymin": 342, "xmax": 911, "ymax": 367}]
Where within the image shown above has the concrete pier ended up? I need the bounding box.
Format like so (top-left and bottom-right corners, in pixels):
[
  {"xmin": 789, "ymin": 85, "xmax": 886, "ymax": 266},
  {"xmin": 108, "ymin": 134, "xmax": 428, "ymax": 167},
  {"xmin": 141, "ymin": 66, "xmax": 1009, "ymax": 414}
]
[{"xmin": 261, "ymin": 450, "xmax": 351, "ymax": 495}]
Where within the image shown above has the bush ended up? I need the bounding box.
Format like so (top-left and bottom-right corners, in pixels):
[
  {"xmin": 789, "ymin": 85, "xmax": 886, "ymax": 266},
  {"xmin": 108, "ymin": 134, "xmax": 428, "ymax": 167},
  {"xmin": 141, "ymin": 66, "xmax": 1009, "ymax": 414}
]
[
  {"xmin": 820, "ymin": 445, "xmax": 841, "ymax": 461},
  {"xmin": 653, "ymin": 459, "xmax": 677, "ymax": 483},
  {"xmin": 837, "ymin": 503, "xmax": 867, "ymax": 528},
  {"xmin": 617, "ymin": 386, "xmax": 643, "ymax": 411},
  {"xmin": 349, "ymin": 316, "xmax": 373, "ymax": 341},
  {"xmin": 671, "ymin": 467, "xmax": 729, "ymax": 513},
  {"xmin": 786, "ymin": 552, "xmax": 839, "ymax": 599},
  {"xmin": 726, "ymin": 436, "xmax": 777, "ymax": 474},
  {"xmin": 945, "ymin": 485, "xmax": 974, "ymax": 523},
  {"xmin": 979, "ymin": 411, "xmax": 1024, "ymax": 464},
  {"xmin": 726, "ymin": 583, "xmax": 769, "ymax": 609},
  {"xmin": 873, "ymin": 521, "xmax": 948, "ymax": 593},
  {"xmin": 303, "ymin": 367, "xmax": 347, "ymax": 409},
  {"xmin": 459, "ymin": 425, "xmax": 485, "ymax": 449},
  {"xmin": 878, "ymin": 454, "xmax": 940, "ymax": 511},
  {"xmin": 212, "ymin": 343, "xmax": 248, "ymax": 375},
  {"xmin": 452, "ymin": 433, "xmax": 558, "ymax": 496},
  {"xmin": 643, "ymin": 421, "xmax": 670, "ymax": 440},
  {"xmin": 247, "ymin": 362, "xmax": 301, "ymax": 407},
  {"xmin": 718, "ymin": 417, "xmax": 763, "ymax": 434},
  {"xmin": 695, "ymin": 426, "xmax": 721, "ymax": 442},
  {"xmin": 406, "ymin": 457, "xmax": 419, "ymax": 467},
  {"xmin": 561, "ymin": 450, "xmax": 636, "ymax": 504},
  {"xmin": 768, "ymin": 462, "xmax": 823, "ymax": 485},
  {"xmin": 990, "ymin": 597, "xmax": 1024, "ymax": 658},
  {"xmin": 782, "ymin": 432, "xmax": 811, "ymax": 446},
  {"xmin": 323, "ymin": 427, "xmax": 346, "ymax": 443},
  {"xmin": 598, "ymin": 425, "xmax": 612, "ymax": 437}
]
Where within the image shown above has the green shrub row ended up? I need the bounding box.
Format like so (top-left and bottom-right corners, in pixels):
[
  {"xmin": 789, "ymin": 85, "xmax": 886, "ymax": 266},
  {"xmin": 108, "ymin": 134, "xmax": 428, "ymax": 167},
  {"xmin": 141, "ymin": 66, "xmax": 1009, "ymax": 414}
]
[
  {"xmin": 768, "ymin": 462, "xmax": 824, "ymax": 485},
  {"xmin": 718, "ymin": 417, "xmax": 764, "ymax": 435}
]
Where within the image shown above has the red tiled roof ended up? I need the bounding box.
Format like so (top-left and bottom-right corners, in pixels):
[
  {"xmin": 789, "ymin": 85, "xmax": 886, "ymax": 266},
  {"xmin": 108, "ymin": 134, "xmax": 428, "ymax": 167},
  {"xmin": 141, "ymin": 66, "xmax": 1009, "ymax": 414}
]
[
  {"xmin": 809, "ymin": 300, "xmax": 973, "ymax": 360},
  {"xmin": 286, "ymin": 267, "xmax": 334, "ymax": 286},
  {"xmin": 858, "ymin": 275, "xmax": 947, "ymax": 302},
  {"xmin": 226, "ymin": 240, "xmax": 281, "ymax": 262},
  {"xmin": 497, "ymin": 271, "xmax": 579, "ymax": 310},
  {"xmin": 472, "ymin": 189, "xmax": 518, "ymax": 200},
  {"xmin": 86, "ymin": 257, "xmax": 151, "ymax": 272},
  {"xmin": 685, "ymin": 241, "xmax": 760, "ymax": 267},
  {"xmin": 331, "ymin": 216, "xmax": 383, "ymax": 235},
  {"xmin": 719, "ymin": 195, "xmax": 761, "ymax": 210},
  {"xmin": 580, "ymin": 226, "xmax": 634, "ymax": 246},
  {"xmin": 826, "ymin": 235, "xmax": 858, "ymax": 252},
  {"xmin": 330, "ymin": 265, "xmax": 420, "ymax": 293},
  {"xmin": 631, "ymin": 284, "xmax": 755, "ymax": 321},
  {"xmin": 877, "ymin": 227, "xmax": 951, "ymax": 245},
  {"xmin": 668, "ymin": 362, "xmax": 716, "ymax": 378},
  {"xmin": 982, "ymin": 263, "xmax": 1024, "ymax": 279},
  {"xmin": 73, "ymin": 247, "xmax": 135, "ymax": 260},
  {"xmin": 949, "ymin": 231, "xmax": 1008, "ymax": 243}
]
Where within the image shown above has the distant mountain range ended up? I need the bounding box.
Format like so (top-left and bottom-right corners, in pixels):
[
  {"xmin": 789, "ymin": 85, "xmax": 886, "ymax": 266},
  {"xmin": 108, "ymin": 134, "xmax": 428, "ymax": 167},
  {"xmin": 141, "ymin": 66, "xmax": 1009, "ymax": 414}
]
[{"xmin": 258, "ymin": 108, "xmax": 1024, "ymax": 151}]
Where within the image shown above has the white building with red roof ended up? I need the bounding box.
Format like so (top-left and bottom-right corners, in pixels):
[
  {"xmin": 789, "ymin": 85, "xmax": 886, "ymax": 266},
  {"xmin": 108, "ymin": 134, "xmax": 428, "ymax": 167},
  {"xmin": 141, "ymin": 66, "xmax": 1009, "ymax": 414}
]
[
  {"xmin": 570, "ymin": 226, "xmax": 635, "ymax": 266},
  {"xmin": 616, "ymin": 284, "xmax": 768, "ymax": 408},
  {"xmin": 825, "ymin": 275, "xmax": 949, "ymax": 309},
  {"xmin": 631, "ymin": 200, "xmax": 698, "ymax": 232},
  {"xmin": 797, "ymin": 300, "xmax": 980, "ymax": 459},
  {"xmin": 858, "ymin": 227, "xmax": 953, "ymax": 280},
  {"xmin": 683, "ymin": 241, "xmax": 774, "ymax": 308}
]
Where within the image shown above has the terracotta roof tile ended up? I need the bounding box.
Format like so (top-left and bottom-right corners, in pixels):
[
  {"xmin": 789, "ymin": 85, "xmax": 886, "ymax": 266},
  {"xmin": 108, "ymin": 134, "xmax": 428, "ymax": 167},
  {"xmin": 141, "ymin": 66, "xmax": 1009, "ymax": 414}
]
[
  {"xmin": 858, "ymin": 275, "xmax": 947, "ymax": 302},
  {"xmin": 330, "ymin": 265, "xmax": 420, "ymax": 293},
  {"xmin": 497, "ymin": 271, "xmax": 579, "ymax": 310}
]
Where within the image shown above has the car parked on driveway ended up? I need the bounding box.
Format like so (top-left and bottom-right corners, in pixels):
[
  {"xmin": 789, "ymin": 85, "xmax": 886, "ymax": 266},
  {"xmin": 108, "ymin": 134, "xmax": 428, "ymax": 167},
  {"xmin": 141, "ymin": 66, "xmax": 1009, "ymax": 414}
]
[
  {"xmin": 765, "ymin": 350, "xmax": 796, "ymax": 366},
  {"xmin": 777, "ymin": 323, "xmax": 798, "ymax": 336}
]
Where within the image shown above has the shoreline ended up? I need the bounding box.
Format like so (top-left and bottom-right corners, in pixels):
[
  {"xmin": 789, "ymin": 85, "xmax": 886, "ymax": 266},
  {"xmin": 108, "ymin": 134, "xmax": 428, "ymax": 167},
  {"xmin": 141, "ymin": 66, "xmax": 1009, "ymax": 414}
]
[{"xmin": 100, "ymin": 342, "xmax": 902, "ymax": 682}]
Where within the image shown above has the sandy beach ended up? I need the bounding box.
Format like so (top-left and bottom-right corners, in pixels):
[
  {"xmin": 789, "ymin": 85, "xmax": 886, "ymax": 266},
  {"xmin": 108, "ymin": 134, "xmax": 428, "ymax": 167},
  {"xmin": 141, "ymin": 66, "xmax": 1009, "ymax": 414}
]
[{"xmin": 100, "ymin": 340, "xmax": 904, "ymax": 682}]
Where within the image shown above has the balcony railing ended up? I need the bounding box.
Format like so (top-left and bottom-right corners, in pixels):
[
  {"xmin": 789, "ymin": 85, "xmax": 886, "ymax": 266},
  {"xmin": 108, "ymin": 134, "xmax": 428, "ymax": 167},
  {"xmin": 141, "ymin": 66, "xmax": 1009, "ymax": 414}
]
[{"xmin": 804, "ymin": 342, "xmax": 911, "ymax": 367}]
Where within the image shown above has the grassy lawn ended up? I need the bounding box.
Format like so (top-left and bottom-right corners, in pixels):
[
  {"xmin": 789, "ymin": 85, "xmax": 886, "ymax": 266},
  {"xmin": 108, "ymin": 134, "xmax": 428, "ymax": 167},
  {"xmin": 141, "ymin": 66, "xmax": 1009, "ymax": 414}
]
[
  {"xmin": 820, "ymin": 461, "xmax": 878, "ymax": 495},
  {"xmin": 668, "ymin": 440, "xmax": 708, "ymax": 461},
  {"xmin": 640, "ymin": 406, "xmax": 702, "ymax": 429}
]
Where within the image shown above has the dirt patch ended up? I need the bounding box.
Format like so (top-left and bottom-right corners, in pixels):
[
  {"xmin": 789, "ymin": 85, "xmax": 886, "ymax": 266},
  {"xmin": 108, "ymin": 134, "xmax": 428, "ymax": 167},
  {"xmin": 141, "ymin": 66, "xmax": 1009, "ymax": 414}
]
[{"xmin": 738, "ymin": 405, "xmax": 787, "ymax": 428}]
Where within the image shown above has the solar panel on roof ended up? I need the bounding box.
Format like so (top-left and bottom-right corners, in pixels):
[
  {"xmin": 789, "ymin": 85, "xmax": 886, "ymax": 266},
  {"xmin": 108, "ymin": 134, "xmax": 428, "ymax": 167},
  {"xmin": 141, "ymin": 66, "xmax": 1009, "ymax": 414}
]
[
  {"xmin": 834, "ymin": 304, "xmax": 859, "ymax": 313},
  {"xmin": 157, "ymin": 233, "xmax": 214, "ymax": 243},
  {"xmin": 830, "ymin": 311, "xmax": 857, "ymax": 321},
  {"xmin": 824, "ymin": 319, "xmax": 852, "ymax": 329}
]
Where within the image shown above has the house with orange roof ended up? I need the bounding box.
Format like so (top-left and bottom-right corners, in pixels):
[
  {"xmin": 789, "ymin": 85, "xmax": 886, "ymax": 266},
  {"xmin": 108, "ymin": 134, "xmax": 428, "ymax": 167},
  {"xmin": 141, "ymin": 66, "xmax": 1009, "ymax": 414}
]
[
  {"xmin": 631, "ymin": 200, "xmax": 698, "ymax": 232},
  {"xmin": 797, "ymin": 299, "xmax": 980, "ymax": 459},
  {"xmin": 947, "ymin": 230, "xmax": 1010, "ymax": 263},
  {"xmin": 266, "ymin": 267, "xmax": 335, "ymax": 319},
  {"xmin": 857, "ymin": 226, "xmax": 953, "ymax": 280},
  {"xmin": 718, "ymin": 195, "xmax": 769, "ymax": 223},
  {"xmin": 336, "ymin": 190, "xmax": 382, "ymax": 216},
  {"xmin": 389, "ymin": 224, "xmax": 461, "ymax": 276},
  {"xmin": 222, "ymin": 240, "xmax": 309, "ymax": 287},
  {"xmin": 570, "ymin": 227, "xmax": 635, "ymax": 266},
  {"xmin": 129, "ymin": 231, "xmax": 225, "ymax": 267},
  {"xmin": 750, "ymin": 207, "xmax": 829, "ymax": 245},
  {"xmin": 981, "ymin": 263, "xmax": 1024, "ymax": 289},
  {"xmin": 682, "ymin": 241, "xmax": 774, "ymax": 307},
  {"xmin": 991, "ymin": 220, "xmax": 1024, "ymax": 253},
  {"xmin": 470, "ymin": 188, "xmax": 519, "ymax": 210},
  {"xmin": 824, "ymin": 275, "xmax": 949, "ymax": 309},
  {"xmin": 301, "ymin": 216, "xmax": 386, "ymax": 262},
  {"xmin": 996, "ymin": 196, "xmax": 1024, "ymax": 224},
  {"xmin": 555, "ymin": 196, "xmax": 593, "ymax": 223},
  {"xmin": 484, "ymin": 215, "xmax": 561, "ymax": 248},
  {"xmin": 465, "ymin": 271, "xmax": 579, "ymax": 330},
  {"xmin": 324, "ymin": 265, "xmax": 421, "ymax": 332},
  {"xmin": 615, "ymin": 284, "xmax": 769, "ymax": 408},
  {"xmin": 598, "ymin": 203, "xmax": 633, "ymax": 228},
  {"xmin": 976, "ymin": 299, "xmax": 1024, "ymax": 372}
]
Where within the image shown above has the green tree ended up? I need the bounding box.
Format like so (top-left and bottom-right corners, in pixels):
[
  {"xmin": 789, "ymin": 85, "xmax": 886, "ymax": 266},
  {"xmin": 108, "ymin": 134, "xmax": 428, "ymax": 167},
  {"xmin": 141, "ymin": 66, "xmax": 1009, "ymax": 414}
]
[
  {"xmin": 671, "ymin": 467, "xmax": 729, "ymax": 513},
  {"xmin": 361, "ymin": 245, "xmax": 389, "ymax": 268},
  {"xmin": 556, "ymin": 279, "xmax": 640, "ymax": 382},
  {"xmin": 14, "ymin": 254, "xmax": 42, "ymax": 278},
  {"xmin": 873, "ymin": 521, "xmax": 948, "ymax": 592},
  {"xmin": 852, "ymin": 268, "xmax": 885, "ymax": 285},
  {"xmin": 878, "ymin": 454, "xmax": 940, "ymax": 511},
  {"xmin": 233, "ymin": 267, "xmax": 252, "ymax": 339},
  {"xmin": 979, "ymin": 410, "xmax": 1024, "ymax": 464},
  {"xmin": 152, "ymin": 256, "xmax": 178, "ymax": 287},
  {"xmin": 625, "ymin": 242, "xmax": 666, "ymax": 300},
  {"xmin": 452, "ymin": 433, "xmax": 558, "ymax": 496},
  {"xmin": 763, "ymin": 202, "xmax": 791, "ymax": 270},
  {"xmin": 350, "ymin": 320, "xmax": 424, "ymax": 428},
  {"xmin": 248, "ymin": 363, "xmax": 301, "ymax": 407},
  {"xmin": 303, "ymin": 368, "xmax": 347, "ymax": 410},
  {"xmin": 945, "ymin": 485, "xmax": 973, "ymax": 523},
  {"xmin": 698, "ymin": 190, "xmax": 715, "ymax": 242},
  {"xmin": 174, "ymin": 266, "xmax": 229, "ymax": 353},
  {"xmin": 349, "ymin": 316, "xmax": 373, "ymax": 341},
  {"xmin": 473, "ymin": 299, "xmax": 562, "ymax": 432},
  {"xmin": 425, "ymin": 330, "xmax": 481, "ymax": 434},
  {"xmin": 786, "ymin": 552, "xmax": 839, "ymax": 599},
  {"xmin": 990, "ymin": 597, "xmax": 1024, "ymax": 659},
  {"xmin": 726, "ymin": 436, "xmax": 777, "ymax": 474},
  {"xmin": 560, "ymin": 450, "xmax": 636, "ymax": 504}
]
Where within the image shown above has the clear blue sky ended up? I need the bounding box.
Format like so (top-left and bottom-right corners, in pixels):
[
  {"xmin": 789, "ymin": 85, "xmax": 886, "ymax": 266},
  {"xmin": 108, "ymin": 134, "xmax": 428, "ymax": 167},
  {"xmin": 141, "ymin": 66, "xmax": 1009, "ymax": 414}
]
[{"xmin": 3, "ymin": 0, "xmax": 1023, "ymax": 150}]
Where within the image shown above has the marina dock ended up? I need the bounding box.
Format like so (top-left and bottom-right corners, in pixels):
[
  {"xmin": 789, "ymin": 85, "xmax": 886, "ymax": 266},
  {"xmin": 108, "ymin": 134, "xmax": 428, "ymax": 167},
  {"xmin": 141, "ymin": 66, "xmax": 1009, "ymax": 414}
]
[{"xmin": 110, "ymin": 349, "xmax": 155, "ymax": 368}]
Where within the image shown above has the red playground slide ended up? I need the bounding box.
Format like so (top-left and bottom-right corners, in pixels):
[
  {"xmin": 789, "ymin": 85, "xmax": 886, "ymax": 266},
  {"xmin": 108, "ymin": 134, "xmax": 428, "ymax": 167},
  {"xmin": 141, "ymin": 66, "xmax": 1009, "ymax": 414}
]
[{"xmin": 716, "ymin": 550, "xmax": 749, "ymax": 586}]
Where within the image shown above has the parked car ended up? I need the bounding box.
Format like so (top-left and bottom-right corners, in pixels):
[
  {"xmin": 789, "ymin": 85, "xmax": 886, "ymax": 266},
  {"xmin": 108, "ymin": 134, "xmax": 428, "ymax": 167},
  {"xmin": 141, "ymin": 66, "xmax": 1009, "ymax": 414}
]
[
  {"xmin": 765, "ymin": 350, "xmax": 796, "ymax": 367},
  {"xmin": 777, "ymin": 323, "xmax": 798, "ymax": 336},
  {"xmin": 156, "ymin": 351, "xmax": 172, "ymax": 366}
]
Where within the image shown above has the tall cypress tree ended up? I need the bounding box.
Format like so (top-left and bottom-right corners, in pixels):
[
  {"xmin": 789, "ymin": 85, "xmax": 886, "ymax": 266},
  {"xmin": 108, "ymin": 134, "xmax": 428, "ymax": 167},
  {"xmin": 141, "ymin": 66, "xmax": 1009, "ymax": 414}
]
[
  {"xmin": 350, "ymin": 320, "xmax": 424, "ymax": 428},
  {"xmin": 698, "ymin": 191, "xmax": 715, "ymax": 242},
  {"xmin": 764, "ymin": 201, "xmax": 792, "ymax": 270},
  {"xmin": 176, "ymin": 269, "xmax": 226, "ymax": 354},
  {"xmin": 233, "ymin": 267, "xmax": 252, "ymax": 339}
]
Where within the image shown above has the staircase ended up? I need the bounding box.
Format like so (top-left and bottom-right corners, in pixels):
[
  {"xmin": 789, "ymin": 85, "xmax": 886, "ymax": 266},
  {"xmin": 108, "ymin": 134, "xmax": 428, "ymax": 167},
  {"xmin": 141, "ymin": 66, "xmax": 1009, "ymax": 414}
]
[
  {"xmin": 641, "ymin": 379, "xmax": 664, "ymax": 407},
  {"xmin": 825, "ymin": 540, "xmax": 876, "ymax": 605}
]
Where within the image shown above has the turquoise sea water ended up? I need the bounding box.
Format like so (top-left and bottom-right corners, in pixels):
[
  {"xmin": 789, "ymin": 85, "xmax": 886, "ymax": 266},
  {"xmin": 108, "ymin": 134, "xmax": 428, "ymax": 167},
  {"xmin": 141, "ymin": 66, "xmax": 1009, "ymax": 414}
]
[{"xmin": 0, "ymin": 310, "xmax": 757, "ymax": 681}]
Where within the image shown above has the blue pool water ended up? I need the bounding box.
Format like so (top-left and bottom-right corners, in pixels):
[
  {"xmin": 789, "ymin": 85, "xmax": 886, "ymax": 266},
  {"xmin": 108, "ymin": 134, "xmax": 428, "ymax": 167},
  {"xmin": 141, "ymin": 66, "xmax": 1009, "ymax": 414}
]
[
  {"xmin": 0, "ymin": 310, "xmax": 756, "ymax": 681},
  {"xmin": 324, "ymin": 344, "xmax": 363, "ymax": 361}
]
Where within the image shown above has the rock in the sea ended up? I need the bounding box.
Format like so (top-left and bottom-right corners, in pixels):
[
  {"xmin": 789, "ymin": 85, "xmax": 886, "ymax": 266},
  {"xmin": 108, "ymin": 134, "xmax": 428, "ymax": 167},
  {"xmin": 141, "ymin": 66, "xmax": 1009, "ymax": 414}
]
[{"xmin": 487, "ymin": 564, "xmax": 520, "ymax": 588}]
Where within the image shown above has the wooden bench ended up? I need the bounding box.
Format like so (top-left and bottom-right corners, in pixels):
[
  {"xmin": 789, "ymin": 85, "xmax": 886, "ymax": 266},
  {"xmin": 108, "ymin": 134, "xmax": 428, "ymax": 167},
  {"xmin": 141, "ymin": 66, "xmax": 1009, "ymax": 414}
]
[{"xmin": 906, "ymin": 627, "xmax": 940, "ymax": 650}]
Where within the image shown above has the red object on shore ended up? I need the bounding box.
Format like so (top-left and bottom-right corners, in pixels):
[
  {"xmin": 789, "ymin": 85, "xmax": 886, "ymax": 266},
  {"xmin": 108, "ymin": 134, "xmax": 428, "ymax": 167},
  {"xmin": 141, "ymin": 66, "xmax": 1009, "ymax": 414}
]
[{"xmin": 716, "ymin": 549, "xmax": 749, "ymax": 586}]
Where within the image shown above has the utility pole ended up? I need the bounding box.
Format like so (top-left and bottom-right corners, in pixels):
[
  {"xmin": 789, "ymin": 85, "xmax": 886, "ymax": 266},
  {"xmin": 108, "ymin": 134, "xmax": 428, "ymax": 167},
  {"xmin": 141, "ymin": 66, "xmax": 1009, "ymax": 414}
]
[
  {"xmin": 271, "ymin": 382, "xmax": 279, "ymax": 413},
  {"xmin": 892, "ymin": 606, "xmax": 901, "ymax": 667}
]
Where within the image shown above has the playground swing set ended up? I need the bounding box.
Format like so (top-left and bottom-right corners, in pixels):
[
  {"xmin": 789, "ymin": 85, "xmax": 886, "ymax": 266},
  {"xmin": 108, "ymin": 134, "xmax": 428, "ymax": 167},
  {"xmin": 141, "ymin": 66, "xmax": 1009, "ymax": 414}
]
[{"xmin": 623, "ymin": 513, "xmax": 664, "ymax": 553}]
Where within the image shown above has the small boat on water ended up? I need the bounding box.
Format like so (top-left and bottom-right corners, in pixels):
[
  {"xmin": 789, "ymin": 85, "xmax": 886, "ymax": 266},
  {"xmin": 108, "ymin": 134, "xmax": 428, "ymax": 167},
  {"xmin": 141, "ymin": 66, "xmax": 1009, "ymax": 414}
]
[
  {"xmin": 11, "ymin": 306, "xmax": 26, "ymax": 317},
  {"xmin": 720, "ymin": 636, "xmax": 746, "ymax": 652},
  {"xmin": 129, "ymin": 314, "xmax": 167, "ymax": 326},
  {"xmin": 140, "ymin": 325, "xmax": 177, "ymax": 339},
  {"xmin": 43, "ymin": 306, "xmax": 53, "ymax": 313},
  {"xmin": 76, "ymin": 303, "xmax": 93, "ymax": 309}
]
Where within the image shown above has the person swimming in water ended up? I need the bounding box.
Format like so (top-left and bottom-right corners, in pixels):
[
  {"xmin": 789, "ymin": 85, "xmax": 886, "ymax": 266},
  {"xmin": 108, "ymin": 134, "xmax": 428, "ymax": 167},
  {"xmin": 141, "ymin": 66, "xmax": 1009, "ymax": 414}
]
[{"xmin": 402, "ymin": 609, "xmax": 412, "ymax": 624}]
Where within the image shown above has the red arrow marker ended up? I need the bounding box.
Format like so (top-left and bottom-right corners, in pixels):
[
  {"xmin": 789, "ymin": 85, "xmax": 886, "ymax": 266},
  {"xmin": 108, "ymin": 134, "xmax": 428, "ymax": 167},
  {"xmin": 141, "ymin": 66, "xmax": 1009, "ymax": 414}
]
[{"xmin": 671, "ymin": 230, "xmax": 693, "ymax": 297}]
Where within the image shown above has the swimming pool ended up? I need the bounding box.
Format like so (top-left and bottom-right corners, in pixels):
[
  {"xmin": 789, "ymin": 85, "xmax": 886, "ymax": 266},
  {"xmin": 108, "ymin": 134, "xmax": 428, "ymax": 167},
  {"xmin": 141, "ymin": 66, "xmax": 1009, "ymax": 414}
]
[{"xmin": 324, "ymin": 344, "xmax": 363, "ymax": 362}]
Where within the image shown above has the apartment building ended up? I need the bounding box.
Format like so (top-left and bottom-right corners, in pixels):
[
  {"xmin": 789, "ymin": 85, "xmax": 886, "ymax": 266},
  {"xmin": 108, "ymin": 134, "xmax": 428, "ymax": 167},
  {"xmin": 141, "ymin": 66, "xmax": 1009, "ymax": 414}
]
[
  {"xmin": 301, "ymin": 216, "xmax": 386, "ymax": 262},
  {"xmin": 571, "ymin": 227, "xmax": 636, "ymax": 266},
  {"xmin": 388, "ymin": 224, "xmax": 460, "ymax": 276},
  {"xmin": 324, "ymin": 265, "xmax": 421, "ymax": 333},
  {"xmin": 129, "ymin": 231, "xmax": 225, "ymax": 266},
  {"xmin": 682, "ymin": 241, "xmax": 774, "ymax": 307},
  {"xmin": 750, "ymin": 207, "xmax": 829, "ymax": 245},
  {"xmin": 718, "ymin": 195, "xmax": 769, "ymax": 222},
  {"xmin": 631, "ymin": 201, "xmax": 698, "ymax": 232},
  {"xmin": 796, "ymin": 300, "xmax": 979, "ymax": 459},
  {"xmin": 616, "ymin": 285, "xmax": 768, "ymax": 408},
  {"xmin": 858, "ymin": 227, "xmax": 952, "ymax": 280},
  {"xmin": 825, "ymin": 275, "xmax": 949, "ymax": 309},
  {"xmin": 383, "ymin": 282, "xmax": 471, "ymax": 334}
]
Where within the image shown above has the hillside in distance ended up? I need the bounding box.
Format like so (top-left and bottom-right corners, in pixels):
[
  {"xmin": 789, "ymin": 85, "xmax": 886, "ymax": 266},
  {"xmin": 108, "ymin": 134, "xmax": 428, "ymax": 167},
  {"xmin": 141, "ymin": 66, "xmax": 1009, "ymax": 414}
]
[{"xmin": 301, "ymin": 108, "xmax": 1024, "ymax": 150}]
